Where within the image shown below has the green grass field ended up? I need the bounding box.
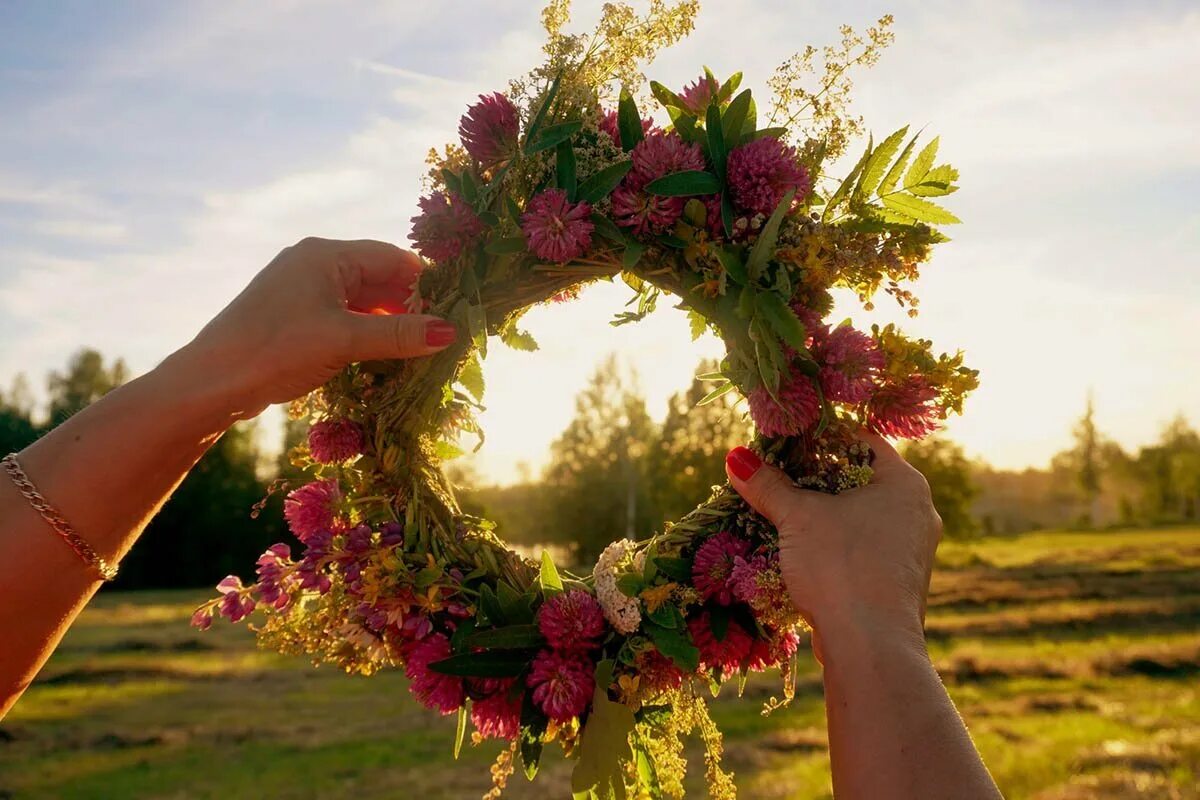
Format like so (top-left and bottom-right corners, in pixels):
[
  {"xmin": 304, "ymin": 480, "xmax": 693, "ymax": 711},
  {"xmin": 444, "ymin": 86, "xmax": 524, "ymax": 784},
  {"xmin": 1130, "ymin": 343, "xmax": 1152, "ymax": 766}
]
[{"xmin": 2, "ymin": 527, "xmax": 1198, "ymax": 799}]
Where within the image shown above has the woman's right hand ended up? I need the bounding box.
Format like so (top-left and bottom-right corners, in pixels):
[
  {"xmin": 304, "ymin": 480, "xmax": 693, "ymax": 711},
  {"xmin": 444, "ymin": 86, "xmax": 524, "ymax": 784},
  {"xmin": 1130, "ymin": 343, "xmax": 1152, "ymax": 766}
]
[{"xmin": 724, "ymin": 432, "xmax": 942, "ymax": 654}]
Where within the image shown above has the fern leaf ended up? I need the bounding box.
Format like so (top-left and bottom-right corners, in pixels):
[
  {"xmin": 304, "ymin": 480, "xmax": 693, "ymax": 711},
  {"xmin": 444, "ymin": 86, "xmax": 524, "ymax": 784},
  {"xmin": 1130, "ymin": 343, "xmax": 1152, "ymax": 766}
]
[
  {"xmin": 881, "ymin": 193, "xmax": 961, "ymax": 225},
  {"xmin": 879, "ymin": 130, "xmax": 920, "ymax": 196},
  {"xmin": 855, "ymin": 125, "xmax": 909, "ymax": 204},
  {"xmin": 904, "ymin": 136, "xmax": 940, "ymax": 188}
]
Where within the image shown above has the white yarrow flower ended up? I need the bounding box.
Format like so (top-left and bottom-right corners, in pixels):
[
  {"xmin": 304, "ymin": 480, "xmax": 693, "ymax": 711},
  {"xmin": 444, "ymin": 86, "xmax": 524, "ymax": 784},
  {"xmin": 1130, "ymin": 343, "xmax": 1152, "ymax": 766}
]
[{"xmin": 593, "ymin": 539, "xmax": 642, "ymax": 634}]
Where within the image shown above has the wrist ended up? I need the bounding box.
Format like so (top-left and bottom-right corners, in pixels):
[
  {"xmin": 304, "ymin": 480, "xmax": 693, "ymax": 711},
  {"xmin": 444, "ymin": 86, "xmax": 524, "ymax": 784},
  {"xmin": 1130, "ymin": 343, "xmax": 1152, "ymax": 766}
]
[
  {"xmin": 811, "ymin": 601, "xmax": 928, "ymax": 667},
  {"xmin": 152, "ymin": 342, "xmax": 260, "ymax": 427}
]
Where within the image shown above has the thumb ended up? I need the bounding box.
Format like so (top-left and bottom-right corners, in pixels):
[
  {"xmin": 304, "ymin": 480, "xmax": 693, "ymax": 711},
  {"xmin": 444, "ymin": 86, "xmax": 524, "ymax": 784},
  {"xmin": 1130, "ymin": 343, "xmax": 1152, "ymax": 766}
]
[
  {"xmin": 340, "ymin": 312, "xmax": 458, "ymax": 361},
  {"xmin": 724, "ymin": 446, "xmax": 816, "ymax": 529}
]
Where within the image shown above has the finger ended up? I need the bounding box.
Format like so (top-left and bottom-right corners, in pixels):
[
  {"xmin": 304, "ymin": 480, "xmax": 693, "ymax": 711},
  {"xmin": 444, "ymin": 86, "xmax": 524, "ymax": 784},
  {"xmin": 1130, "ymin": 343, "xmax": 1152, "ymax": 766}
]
[
  {"xmin": 337, "ymin": 241, "xmax": 425, "ymax": 312},
  {"xmin": 724, "ymin": 446, "xmax": 818, "ymax": 529},
  {"xmin": 341, "ymin": 312, "xmax": 457, "ymax": 361}
]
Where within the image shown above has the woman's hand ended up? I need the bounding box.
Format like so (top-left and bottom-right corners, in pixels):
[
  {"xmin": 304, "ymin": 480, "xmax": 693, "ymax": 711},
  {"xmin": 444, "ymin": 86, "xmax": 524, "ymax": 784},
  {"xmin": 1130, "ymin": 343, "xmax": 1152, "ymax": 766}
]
[
  {"xmin": 725, "ymin": 432, "xmax": 939, "ymax": 652},
  {"xmin": 178, "ymin": 237, "xmax": 457, "ymax": 419}
]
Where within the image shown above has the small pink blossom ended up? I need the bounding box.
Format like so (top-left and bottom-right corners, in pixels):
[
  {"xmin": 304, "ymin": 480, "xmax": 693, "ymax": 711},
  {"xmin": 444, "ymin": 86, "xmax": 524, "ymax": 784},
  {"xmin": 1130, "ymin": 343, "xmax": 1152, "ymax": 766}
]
[
  {"xmin": 816, "ymin": 326, "xmax": 886, "ymax": 404},
  {"xmin": 611, "ymin": 132, "xmax": 706, "ymax": 236},
  {"xmin": 687, "ymin": 612, "xmax": 754, "ymax": 676},
  {"xmin": 748, "ymin": 373, "xmax": 822, "ymax": 438},
  {"xmin": 678, "ymin": 73, "xmax": 720, "ymax": 115},
  {"xmin": 867, "ymin": 376, "xmax": 942, "ymax": 439},
  {"xmin": 537, "ymin": 589, "xmax": 606, "ymax": 651},
  {"xmin": 307, "ymin": 418, "xmax": 365, "ymax": 464},
  {"xmin": 283, "ymin": 479, "xmax": 341, "ymax": 543},
  {"xmin": 470, "ymin": 679, "xmax": 523, "ymax": 740},
  {"xmin": 190, "ymin": 606, "xmax": 214, "ymax": 631},
  {"xmin": 692, "ymin": 531, "xmax": 752, "ymax": 605},
  {"xmin": 405, "ymin": 633, "xmax": 465, "ymax": 714},
  {"xmin": 726, "ymin": 136, "xmax": 810, "ymax": 216},
  {"xmin": 409, "ymin": 191, "xmax": 485, "ymax": 264},
  {"xmin": 729, "ymin": 552, "xmax": 772, "ymax": 606},
  {"xmin": 458, "ymin": 92, "xmax": 519, "ymax": 166},
  {"xmin": 746, "ymin": 628, "xmax": 801, "ymax": 671},
  {"xmin": 521, "ymin": 188, "xmax": 593, "ymax": 263},
  {"xmin": 598, "ymin": 109, "xmax": 656, "ymax": 147},
  {"xmin": 527, "ymin": 649, "xmax": 594, "ymax": 723},
  {"xmin": 215, "ymin": 576, "xmax": 256, "ymax": 623}
]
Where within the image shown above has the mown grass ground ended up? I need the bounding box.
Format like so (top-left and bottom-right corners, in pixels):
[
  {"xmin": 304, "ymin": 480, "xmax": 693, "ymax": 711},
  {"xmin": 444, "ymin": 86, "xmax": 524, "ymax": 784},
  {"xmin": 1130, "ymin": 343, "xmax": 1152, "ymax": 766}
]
[{"xmin": 2, "ymin": 527, "xmax": 1198, "ymax": 799}]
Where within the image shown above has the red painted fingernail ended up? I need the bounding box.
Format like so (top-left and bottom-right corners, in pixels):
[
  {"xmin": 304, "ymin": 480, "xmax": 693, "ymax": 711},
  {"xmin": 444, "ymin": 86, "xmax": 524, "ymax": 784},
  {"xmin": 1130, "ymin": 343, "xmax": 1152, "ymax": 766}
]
[
  {"xmin": 726, "ymin": 446, "xmax": 762, "ymax": 481},
  {"xmin": 425, "ymin": 320, "xmax": 457, "ymax": 347}
]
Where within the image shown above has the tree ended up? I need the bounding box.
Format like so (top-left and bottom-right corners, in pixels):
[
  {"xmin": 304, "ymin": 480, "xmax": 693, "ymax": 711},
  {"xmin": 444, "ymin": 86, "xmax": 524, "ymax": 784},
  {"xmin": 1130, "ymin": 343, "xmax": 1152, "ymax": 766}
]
[
  {"xmin": 900, "ymin": 437, "xmax": 980, "ymax": 539},
  {"xmin": 543, "ymin": 355, "xmax": 660, "ymax": 564},
  {"xmin": 648, "ymin": 358, "xmax": 753, "ymax": 523},
  {"xmin": 1073, "ymin": 393, "xmax": 1102, "ymax": 525},
  {"xmin": 0, "ymin": 374, "xmax": 40, "ymax": 454},
  {"xmin": 46, "ymin": 349, "xmax": 128, "ymax": 427}
]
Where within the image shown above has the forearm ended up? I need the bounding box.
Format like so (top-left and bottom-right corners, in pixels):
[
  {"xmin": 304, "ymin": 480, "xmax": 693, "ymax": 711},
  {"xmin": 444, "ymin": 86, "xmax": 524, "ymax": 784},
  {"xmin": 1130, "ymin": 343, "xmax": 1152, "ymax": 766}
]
[
  {"xmin": 0, "ymin": 343, "xmax": 240, "ymax": 716},
  {"xmin": 818, "ymin": 611, "xmax": 1002, "ymax": 800}
]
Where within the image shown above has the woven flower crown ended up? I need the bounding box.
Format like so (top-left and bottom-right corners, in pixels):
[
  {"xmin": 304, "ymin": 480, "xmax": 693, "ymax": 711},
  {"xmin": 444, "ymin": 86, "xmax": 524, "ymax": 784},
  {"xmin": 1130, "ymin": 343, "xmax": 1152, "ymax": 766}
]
[{"xmin": 195, "ymin": 4, "xmax": 977, "ymax": 798}]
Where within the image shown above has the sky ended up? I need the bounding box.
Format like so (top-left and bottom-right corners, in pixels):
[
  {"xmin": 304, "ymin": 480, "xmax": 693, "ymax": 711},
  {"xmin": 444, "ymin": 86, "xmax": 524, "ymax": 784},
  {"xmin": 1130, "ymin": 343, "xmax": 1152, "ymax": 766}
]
[{"xmin": 1, "ymin": 0, "xmax": 1197, "ymax": 485}]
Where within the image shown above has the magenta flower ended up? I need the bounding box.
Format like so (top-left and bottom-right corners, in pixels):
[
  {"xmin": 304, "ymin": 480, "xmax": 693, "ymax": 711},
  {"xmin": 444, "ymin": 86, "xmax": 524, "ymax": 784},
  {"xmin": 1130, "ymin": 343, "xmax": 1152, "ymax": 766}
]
[
  {"xmin": 215, "ymin": 575, "xmax": 256, "ymax": 623},
  {"xmin": 635, "ymin": 647, "xmax": 687, "ymax": 692},
  {"xmin": 726, "ymin": 137, "xmax": 810, "ymax": 216},
  {"xmin": 255, "ymin": 543, "xmax": 294, "ymax": 611},
  {"xmin": 612, "ymin": 132, "xmax": 706, "ymax": 236},
  {"xmin": 747, "ymin": 628, "xmax": 801, "ymax": 671},
  {"xmin": 527, "ymin": 649, "xmax": 594, "ymax": 723},
  {"xmin": 687, "ymin": 612, "xmax": 754, "ymax": 676},
  {"xmin": 409, "ymin": 191, "xmax": 485, "ymax": 264},
  {"xmin": 692, "ymin": 531, "xmax": 752, "ymax": 605},
  {"xmin": 537, "ymin": 589, "xmax": 606, "ymax": 651},
  {"xmin": 405, "ymin": 633, "xmax": 465, "ymax": 714},
  {"xmin": 458, "ymin": 92, "xmax": 519, "ymax": 166},
  {"xmin": 729, "ymin": 552, "xmax": 772, "ymax": 606},
  {"xmin": 867, "ymin": 376, "xmax": 942, "ymax": 439},
  {"xmin": 816, "ymin": 326, "xmax": 886, "ymax": 404},
  {"xmin": 307, "ymin": 418, "xmax": 365, "ymax": 464},
  {"xmin": 521, "ymin": 188, "xmax": 594, "ymax": 263},
  {"xmin": 678, "ymin": 73, "xmax": 720, "ymax": 115},
  {"xmin": 283, "ymin": 479, "xmax": 341, "ymax": 543},
  {"xmin": 190, "ymin": 606, "xmax": 214, "ymax": 631},
  {"xmin": 470, "ymin": 680, "xmax": 523, "ymax": 740},
  {"xmin": 748, "ymin": 373, "xmax": 822, "ymax": 438}
]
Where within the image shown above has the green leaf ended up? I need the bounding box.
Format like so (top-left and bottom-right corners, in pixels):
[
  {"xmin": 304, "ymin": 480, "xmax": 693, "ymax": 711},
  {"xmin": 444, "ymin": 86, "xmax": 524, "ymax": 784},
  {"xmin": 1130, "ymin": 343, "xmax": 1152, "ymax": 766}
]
[
  {"xmin": 722, "ymin": 89, "xmax": 753, "ymax": 150},
  {"xmin": 745, "ymin": 187, "xmax": 795, "ymax": 279},
  {"xmin": 616, "ymin": 572, "xmax": 645, "ymax": 598},
  {"xmin": 644, "ymin": 170, "xmax": 720, "ymax": 196},
  {"xmin": 571, "ymin": 661, "xmax": 635, "ymax": 800},
  {"xmin": 617, "ymin": 89, "xmax": 644, "ymax": 151},
  {"xmin": 687, "ymin": 308, "xmax": 707, "ymax": 341},
  {"xmin": 881, "ymin": 193, "xmax": 962, "ymax": 224},
  {"xmin": 908, "ymin": 164, "xmax": 960, "ymax": 196},
  {"xmin": 647, "ymin": 602, "xmax": 682, "ymax": 629},
  {"xmin": 478, "ymin": 584, "xmax": 506, "ymax": 626},
  {"xmin": 622, "ymin": 240, "xmax": 644, "ymax": 268},
  {"xmin": 557, "ymin": 140, "xmax": 577, "ymax": 200},
  {"xmin": 719, "ymin": 71, "xmax": 743, "ymax": 100},
  {"xmin": 459, "ymin": 354, "xmax": 485, "ymax": 403},
  {"xmin": 464, "ymin": 624, "xmax": 545, "ymax": 650},
  {"xmin": 466, "ymin": 303, "xmax": 487, "ymax": 357},
  {"xmin": 755, "ymin": 292, "xmax": 808, "ymax": 352},
  {"xmin": 855, "ymin": 125, "xmax": 909, "ymax": 204},
  {"xmin": 590, "ymin": 211, "xmax": 625, "ymax": 243},
  {"xmin": 505, "ymin": 195, "xmax": 523, "ymax": 222},
  {"xmin": 716, "ymin": 246, "xmax": 747, "ymax": 286},
  {"xmin": 520, "ymin": 696, "xmax": 547, "ymax": 781},
  {"xmin": 649, "ymin": 80, "xmax": 685, "ymax": 111},
  {"xmin": 459, "ymin": 170, "xmax": 479, "ymax": 204},
  {"xmin": 578, "ymin": 160, "xmax": 633, "ymax": 204},
  {"xmin": 441, "ymin": 168, "xmax": 463, "ymax": 196},
  {"xmin": 746, "ymin": 126, "xmax": 786, "ymax": 143},
  {"xmin": 653, "ymin": 556, "xmax": 691, "ymax": 582},
  {"xmin": 697, "ymin": 381, "xmax": 735, "ymax": 406},
  {"xmin": 644, "ymin": 621, "xmax": 700, "ymax": 672},
  {"xmin": 905, "ymin": 136, "xmax": 940, "ymax": 188},
  {"xmin": 500, "ymin": 325, "xmax": 538, "ymax": 351},
  {"xmin": 527, "ymin": 120, "xmax": 582, "ymax": 155},
  {"xmin": 454, "ymin": 705, "xmax": 468, "ymax": 759},
  {"xmin": 428, "ymin": 651, "xmax": 531, "ymax": 677},
  {"xmin": 879, "ymin": 130, "xmax": 920, "ymax": 196},
  {"xmin": 497, "ymin": 580, "xmax": 532, "ymax": 623},
  {"xmin": 523, "ymin": 72, "xmax": 561, "ymax": 153},
  {"xmin": 706, "ymin": 102, "xmax": 727, "ymax": 182},
  {"xmin": 709, "ymin": 605, "xmax": 731, "ymax": 642},
  {"xmin": 539, "ymin": 550, "xmax": 563, "ymax": 595},
  {"xmin": 823, "ymin": 137, "xmax": 872, "ymax": 221}
]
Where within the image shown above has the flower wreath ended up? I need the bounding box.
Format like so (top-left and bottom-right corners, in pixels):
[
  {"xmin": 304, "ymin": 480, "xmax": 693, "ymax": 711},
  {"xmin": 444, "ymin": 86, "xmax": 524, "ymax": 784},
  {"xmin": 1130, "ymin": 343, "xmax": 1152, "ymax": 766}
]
[{"xmin": 195, "ymin": 4, "xmax": 977, "ymax": 798}]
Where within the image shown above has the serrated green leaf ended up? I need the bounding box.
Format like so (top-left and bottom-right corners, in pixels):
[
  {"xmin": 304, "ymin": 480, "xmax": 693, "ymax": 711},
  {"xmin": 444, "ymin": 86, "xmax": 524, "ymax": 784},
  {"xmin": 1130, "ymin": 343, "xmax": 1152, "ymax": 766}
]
[
  {"xmin": 557, "ymin": 140, "xmax": 577, "ymax": 200},
  {"xmin": 687, "ymin": 308, "xmax": 707, "ymax": 341},
  {"xmin": 746, "ymin": 187, "xmax": 795, "ymax": 278},
  {"xmin": 855, "ymin": 125, "xmax": 909, "ymax": 203},
  {"xmin": 822, "ymin": 137, "xmax": 872, "ymax": 221},
  {"xmin": 644, "ymin": 170, "xmax": 720, "ymax": 196},
  {"xmin": 755, "ymin": 292, "xmax": 808, "ymax": 351},
  {"xmin": 429, "ymin": 651, "xmax": 531, "ymax": 677},
  {"xmin": 881, "ymin": 193, "xmax": 961, "ymax": 224},
  {"xmin": 905, "ymin": 136, "xmax": 940, "ymax": 188},
  {"xmin": 459, "ymin": 354, "xmax": 485, "ymax": 402},
  {"xmin": 539, "ymin": 550, "xmax": 563, "ymax": 595},
  {"xmin": 578, "ymin": 160, "xmax": 633, "ymax": 204},
  {"xmin": 908, "ymin": 164, "xmax": 960, "ymax": 196},
  {"xmin": 878, "ymin": 130, "xmax": 919, "ymax": 197},
  {"xmin": 500, "ymin": 325, "xmax": 538, "ymax": 351},
  {"xmin": 721, "ymin": 89, "xmax": 752, "ymax": 151},
  {"xmin": 527, "ymin": 121, "xmax": 582, "ymax": 155},
  {"xmin": 464, "ymin": 624, "xmax": 545, "ymax": 650},
  {"xmin": 617, "ymin": 89, "xmax": 643, "ymax": 151}
]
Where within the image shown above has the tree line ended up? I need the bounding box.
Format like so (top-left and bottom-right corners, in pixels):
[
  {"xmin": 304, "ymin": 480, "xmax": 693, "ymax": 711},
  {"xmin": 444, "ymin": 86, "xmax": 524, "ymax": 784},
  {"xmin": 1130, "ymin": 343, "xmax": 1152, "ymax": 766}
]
[{"xmin": 3, "ymin": 349, "xmax": 1196, "ymax": 587}]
